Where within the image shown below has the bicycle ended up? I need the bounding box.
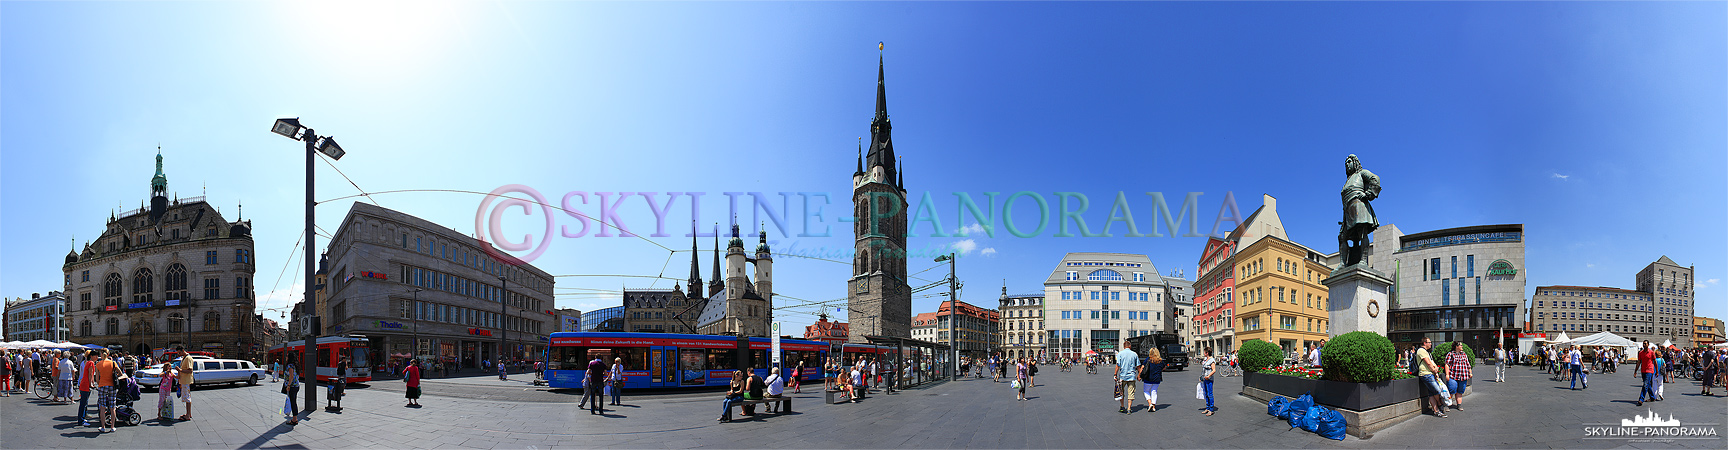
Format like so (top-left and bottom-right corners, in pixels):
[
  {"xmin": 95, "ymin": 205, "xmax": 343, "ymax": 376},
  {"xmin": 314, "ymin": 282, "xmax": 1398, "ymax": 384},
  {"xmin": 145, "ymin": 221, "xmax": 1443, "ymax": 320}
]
[{"xmin": 33, "ymin": 375, "xmax": 54, "ymax": 400}]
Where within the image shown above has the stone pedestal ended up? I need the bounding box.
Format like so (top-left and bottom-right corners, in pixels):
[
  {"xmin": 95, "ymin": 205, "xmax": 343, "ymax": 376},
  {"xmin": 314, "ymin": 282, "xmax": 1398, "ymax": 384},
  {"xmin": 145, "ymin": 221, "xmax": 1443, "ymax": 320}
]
[{"xmin": 1323, "ymin": 264, "xmax": 1393, "ymax": 337}]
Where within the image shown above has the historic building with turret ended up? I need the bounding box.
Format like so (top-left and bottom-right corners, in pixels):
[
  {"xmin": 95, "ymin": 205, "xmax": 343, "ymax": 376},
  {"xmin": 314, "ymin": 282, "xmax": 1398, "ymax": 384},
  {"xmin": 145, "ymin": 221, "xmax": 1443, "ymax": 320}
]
[
  {"xmin": 62, "ymin": 151, "xmax": 259, "ymax": 359},
  {"xmin": 847, "ymin": 50, "xmax": 912, "ymax": 343}
]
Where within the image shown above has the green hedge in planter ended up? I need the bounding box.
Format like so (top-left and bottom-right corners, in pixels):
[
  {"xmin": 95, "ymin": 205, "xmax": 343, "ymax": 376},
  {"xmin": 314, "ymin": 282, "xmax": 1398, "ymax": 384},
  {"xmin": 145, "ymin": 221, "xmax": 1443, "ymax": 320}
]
[
  {"xmin": 1432, "ymin": 342, "xmax": 1476, "ymax": 366},
  {"xmin": 1320, "ymin": 331, "xmax": 1399, "ymax": 383},
  {"xmin": 1238, "ymin": 339, "xmax": 1282, "ymax": 373}
]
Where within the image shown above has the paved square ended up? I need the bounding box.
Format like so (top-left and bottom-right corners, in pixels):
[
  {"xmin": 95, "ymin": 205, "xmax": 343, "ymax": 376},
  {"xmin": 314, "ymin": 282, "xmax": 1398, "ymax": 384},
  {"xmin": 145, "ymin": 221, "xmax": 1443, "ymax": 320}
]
[{"xmin": 1, "ymin": 364, "xmax": 1722, "ymax": 449}]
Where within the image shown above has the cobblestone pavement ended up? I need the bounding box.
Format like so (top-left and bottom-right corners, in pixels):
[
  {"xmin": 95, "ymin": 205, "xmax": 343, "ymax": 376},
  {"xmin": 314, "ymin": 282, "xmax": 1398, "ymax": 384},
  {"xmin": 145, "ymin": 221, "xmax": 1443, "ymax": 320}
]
[{"xmin": 1, "ymin": 363, "xmax": 1722, "ymax": 449}]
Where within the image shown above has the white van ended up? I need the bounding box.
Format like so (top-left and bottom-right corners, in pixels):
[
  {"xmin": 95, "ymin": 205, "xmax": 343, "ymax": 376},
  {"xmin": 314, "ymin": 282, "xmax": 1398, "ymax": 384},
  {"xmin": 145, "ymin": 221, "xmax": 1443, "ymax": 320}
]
[{"xmin": 135, "ymin": 358, "xmax": 267, "ymax": 388}]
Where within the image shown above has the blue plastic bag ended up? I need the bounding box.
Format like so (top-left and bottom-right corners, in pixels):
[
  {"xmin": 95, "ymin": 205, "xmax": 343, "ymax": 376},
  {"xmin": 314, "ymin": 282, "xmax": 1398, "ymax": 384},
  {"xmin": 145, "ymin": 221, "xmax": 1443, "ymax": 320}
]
[
  {"xmin": 1267, "ymin": 396, "xmax": 1291, "ymax": 417},
  {"xmin": 1284, "ymin": 393, "xmax": 1314, "ymax": 426},
  {"xmin": 1298, "ymin": 405, "xmax": 1325, "ymax": 432},
  {"xmin": 1314, "ymin": 406, "xmax": 1348, "ymax": 440}
]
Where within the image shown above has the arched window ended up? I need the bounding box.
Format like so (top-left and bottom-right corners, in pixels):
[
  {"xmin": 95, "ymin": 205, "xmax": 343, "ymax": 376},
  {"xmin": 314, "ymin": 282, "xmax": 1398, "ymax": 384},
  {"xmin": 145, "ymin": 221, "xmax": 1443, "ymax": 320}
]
[
  {"xmin": 103, "ymin": 273, "xmax": 123, "ymax": 307},
  {"xmin": 1086, "ymin": 269, "xmax": 1123, "ymax": 281},
  {"xmin": 133, "ymin": 267, "xmax": 155, "ymax": 303},
  {"xmin": 168, "ymin": 313, "xmax": 184, "ymax": 333},
  {"xmin": 80, "ymin": 320, "xmax": 92, "ymax": 337},
  {"xmin": 203, "ymin": 311, "xmax": 220, "ymax": 332},
  {"xmin": 106, "ymin": 318, "xmax": 120, "ymax": 335},
  {"xmin": 165, "ymin": 264, "xmax": 188, "ymax": 301}
]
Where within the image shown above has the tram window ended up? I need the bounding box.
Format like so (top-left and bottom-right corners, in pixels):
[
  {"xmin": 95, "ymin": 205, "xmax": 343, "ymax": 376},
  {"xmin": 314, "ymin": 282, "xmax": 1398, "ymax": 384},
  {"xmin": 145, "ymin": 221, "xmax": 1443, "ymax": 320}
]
[
  {"xmin": 750, "ymin": 350, "xmax": 768, "ymax": 369},
  {"xmin": 706, "ymin": 348, "xmax": 735, "ymax": 370},
  {"xmin": 352, "ymin": 349, "xmax": 370, "ymax": 367},
  {"xmin": 318, "ymin": 349, "xmax": 332, "ymax": 367},
  {"xmin": 615, "ymin": 348, "xmax": 648, "ymax": 370},
  {"xmin": 552, "ymin": 347, "xmax": 586, "ymax": 370}
]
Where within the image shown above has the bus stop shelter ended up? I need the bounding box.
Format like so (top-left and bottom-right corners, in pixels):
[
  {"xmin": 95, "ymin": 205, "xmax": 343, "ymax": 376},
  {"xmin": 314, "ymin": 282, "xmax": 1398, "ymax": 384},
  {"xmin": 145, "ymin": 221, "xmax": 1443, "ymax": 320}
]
[{"xmin": 863, "ymin": 335, "xmax": 952, "ymax": 390}]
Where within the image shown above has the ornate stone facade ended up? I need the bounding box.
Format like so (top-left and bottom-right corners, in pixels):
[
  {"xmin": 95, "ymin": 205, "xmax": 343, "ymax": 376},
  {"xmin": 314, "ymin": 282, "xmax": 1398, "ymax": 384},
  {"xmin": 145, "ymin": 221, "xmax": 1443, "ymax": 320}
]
[{"xmin": 62, "ymin": 151, "xmax": 257, "ymax": 359}]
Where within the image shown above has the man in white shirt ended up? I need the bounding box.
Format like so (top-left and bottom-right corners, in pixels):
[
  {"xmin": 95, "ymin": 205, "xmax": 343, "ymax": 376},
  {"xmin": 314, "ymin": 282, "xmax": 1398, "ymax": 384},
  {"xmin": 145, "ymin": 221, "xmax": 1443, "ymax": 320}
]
[
  {"xmin": 1494, "ymin": 344, "xmax": 1508, "ymax": 382},
  {"xmin": 763, "ymin": 367, "xmax": 786, "ymax": 412},
  {"xmin": 1309, "ymin": 341, "xmax": 1325, "ymax": 367}
]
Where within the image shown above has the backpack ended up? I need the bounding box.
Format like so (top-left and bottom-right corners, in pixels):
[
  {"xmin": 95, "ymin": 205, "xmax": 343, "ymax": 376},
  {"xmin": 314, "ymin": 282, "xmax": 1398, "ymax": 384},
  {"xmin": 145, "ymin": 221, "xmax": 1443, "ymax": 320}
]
[{"xmin": 1407, "ymin": 351, "xmax": 1422, "ymax": 375}]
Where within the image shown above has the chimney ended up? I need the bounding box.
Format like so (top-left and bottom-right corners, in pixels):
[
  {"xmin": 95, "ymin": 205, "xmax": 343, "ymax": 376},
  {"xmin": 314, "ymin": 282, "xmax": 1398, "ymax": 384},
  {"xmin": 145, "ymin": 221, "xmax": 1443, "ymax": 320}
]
[
  {"xmin": 1262, "ymin": 194, "xmax": 1276, "ymax": 212},
  {"xmin": 32, "ymin": 293, "xmax": 40, "ymax": 299}
]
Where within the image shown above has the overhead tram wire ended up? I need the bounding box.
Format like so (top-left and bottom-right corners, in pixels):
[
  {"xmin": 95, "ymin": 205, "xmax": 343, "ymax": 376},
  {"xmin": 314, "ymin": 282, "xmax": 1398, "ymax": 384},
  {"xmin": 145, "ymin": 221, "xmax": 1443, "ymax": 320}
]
[
  {"xmin": 317, "ymin": 151, "xmax": 382, "ymax": 207},
  {"xmin": 260, "ymin": 230, "xmax": 306, "ymax": 316}
]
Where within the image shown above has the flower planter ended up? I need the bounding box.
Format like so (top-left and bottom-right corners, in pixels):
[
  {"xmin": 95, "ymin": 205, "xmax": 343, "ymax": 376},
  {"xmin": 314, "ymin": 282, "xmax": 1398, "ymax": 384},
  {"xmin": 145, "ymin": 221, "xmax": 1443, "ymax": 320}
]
[{"xmin": 1244, "ymin": 372, "xmax": 1420, "ymax": 411}]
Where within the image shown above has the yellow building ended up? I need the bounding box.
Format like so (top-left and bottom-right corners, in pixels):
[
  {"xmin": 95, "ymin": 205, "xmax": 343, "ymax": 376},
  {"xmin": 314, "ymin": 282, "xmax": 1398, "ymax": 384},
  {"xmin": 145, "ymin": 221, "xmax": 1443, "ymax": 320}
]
[
  {"xmin": 1696, "ymin": 316, "xmax": 1723, "ymax": 347},
  {"xmin": 1228, "ymin": 195, "xmax": 1333, "ymax": 355}
]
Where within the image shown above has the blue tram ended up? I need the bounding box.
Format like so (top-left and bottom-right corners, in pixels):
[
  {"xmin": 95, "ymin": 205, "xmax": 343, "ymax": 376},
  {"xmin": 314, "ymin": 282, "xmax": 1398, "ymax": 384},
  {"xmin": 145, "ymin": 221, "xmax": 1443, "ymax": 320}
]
[{"xmin": 545, "ymin": 332, "xmax": 829, "ymax": 390}]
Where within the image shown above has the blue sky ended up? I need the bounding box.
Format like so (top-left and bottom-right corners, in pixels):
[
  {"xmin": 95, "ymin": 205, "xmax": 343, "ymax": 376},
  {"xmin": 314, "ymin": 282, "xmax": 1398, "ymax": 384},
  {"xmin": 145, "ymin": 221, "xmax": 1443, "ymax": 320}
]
[{"xmin": 4, "ymin": 1, "xmax": 1724, "ymax": 330}]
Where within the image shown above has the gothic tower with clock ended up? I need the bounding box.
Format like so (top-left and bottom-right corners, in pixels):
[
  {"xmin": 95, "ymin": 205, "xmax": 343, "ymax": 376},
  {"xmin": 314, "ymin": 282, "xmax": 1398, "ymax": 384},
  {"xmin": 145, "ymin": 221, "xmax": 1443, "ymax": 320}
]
[{"xmin": 847, "ymin": 50, "xmax": 912, "ymax": 343}]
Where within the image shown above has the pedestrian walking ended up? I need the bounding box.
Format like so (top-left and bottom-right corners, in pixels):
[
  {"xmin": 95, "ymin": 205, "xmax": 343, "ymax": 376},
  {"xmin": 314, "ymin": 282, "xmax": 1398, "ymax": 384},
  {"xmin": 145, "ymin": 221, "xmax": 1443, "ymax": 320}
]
[
  {"xmin": 1014, "ymin": 358, "xmax": 1029, "ymax": 401},
  {"xmin": 270, "ymin": 361, "xmax": 280, "ymax": 382},
  {"xmin": 76, "ymin": 351, "xmax": 94, "ymax": 426},
  {"xmin": 790, "ymin": 363, "xmax": 803, "ymax": 394},
  {"xmin": 1445, "ymin": 342, "xmax": 1473, "ymax": 409},
  {"xmin": 284, "ymin": 364, "xmax": 301, "ymax": 424},
  {"xmin": 1116, "ymin": 339, "xmax": 1138, "ymax": 414},
  {"xmin": 584, "ymin": 357, "xmax": 606, "ymax": 415},
  {"xmin": 1701, "ymin": 348, "xmax": 1718, "ymax": 397},
  {"xmin": 92, "ymin": 350, "xmax": 119, "ymax": 432},
  {"xmin": 0, "ymin": 350, "xmax": 12, "ymax": 397},
  {"xmin": 607, "ymin": 357, "xmax": 624, "ymax": 406},
  {"xmin": 1493, "ymin": 343, "xmax": 1507, "ymax": 382},
  {"xmin": 1139, "ymin": 348, "xmax": 1166, "ymax": 413},
  {"xmin": 156, "ymin": 363, "xmax": 176, "ymax": 422},
  {"xmin": 56, "ymin": 351, "xmax": 76, "ymax": 403},
  {"xmin": 498, "ymin": 361, "xmax": 508, "ymax": 381},
  {"xmin": 176, "ymin": 350, "xmax": 195, "ymax": 421},
  {"xmin": 404, "ymin": 359, "xmax": 422, "ymax": 407},
  {"xmin": 1568, "ymin": 346, "xmax": 1587, "ymax": 390},
  {"xmin": 1635, "ymin": 342, "xmax": 1657, "ymax": 406}
]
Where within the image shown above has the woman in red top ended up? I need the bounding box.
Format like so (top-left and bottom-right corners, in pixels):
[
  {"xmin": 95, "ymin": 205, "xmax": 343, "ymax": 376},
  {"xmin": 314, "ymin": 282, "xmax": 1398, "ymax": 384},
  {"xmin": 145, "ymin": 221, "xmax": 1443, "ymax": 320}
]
[{"xmin": 404, "ymin": 358, "xmax": 422, "ymax": 407}]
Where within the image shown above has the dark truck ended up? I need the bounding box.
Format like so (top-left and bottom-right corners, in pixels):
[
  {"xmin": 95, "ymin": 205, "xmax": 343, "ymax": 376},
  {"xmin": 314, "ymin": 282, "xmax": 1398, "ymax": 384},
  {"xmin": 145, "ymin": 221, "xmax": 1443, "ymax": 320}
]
[{"xmin": 1126, "ymin": 333, "xmax": 1189, "ymax": 371}]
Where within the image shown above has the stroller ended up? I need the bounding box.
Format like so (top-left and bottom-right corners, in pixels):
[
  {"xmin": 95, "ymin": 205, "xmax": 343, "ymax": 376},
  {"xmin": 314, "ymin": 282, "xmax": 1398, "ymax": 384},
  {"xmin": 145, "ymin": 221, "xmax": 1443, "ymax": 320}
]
[{"xmin": 113, "ymin": 376, "xmax": 143, "ymax": 426}]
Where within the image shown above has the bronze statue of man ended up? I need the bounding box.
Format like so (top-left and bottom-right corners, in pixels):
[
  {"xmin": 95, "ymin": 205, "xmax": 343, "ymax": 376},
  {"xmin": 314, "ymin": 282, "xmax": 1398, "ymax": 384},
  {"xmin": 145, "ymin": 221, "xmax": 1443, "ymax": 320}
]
[{"xmin": 1338, "ymin": 154, "xmax": 1380, "ymax": 267}]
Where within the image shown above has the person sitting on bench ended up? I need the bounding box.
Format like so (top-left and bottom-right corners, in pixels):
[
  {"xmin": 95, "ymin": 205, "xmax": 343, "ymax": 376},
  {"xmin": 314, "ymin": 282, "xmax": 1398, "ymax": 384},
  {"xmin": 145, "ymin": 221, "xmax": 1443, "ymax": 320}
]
[
  {"xmin": 741, "ymin": 370, "xmax": 766, "ymax": 416},
  {"xmin": 837, "ymin": 370, "xmax": 858, "ymax": 403},
  {"xmin": 763, "ymin": 367, "xmax": 785, "ymax": 412},
  {"xmin": 718, "ymin": 370, "xmax": 747, "ymax": 422}
]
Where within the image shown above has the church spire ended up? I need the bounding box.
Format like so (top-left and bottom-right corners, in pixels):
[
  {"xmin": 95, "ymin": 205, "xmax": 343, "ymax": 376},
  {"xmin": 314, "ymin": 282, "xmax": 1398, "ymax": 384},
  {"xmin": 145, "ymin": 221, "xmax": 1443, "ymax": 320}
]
[
  {"xmin": 709, "ymin": 225, "xmax": 724, "ymax": 297},
  {"xmin": 874, "ymin": 43, "xmax": 888, "ymax": 124},
  {"xmin": 854, "ymin": 138, "xmax": 864, "ymax": 176},
  {"xmin": 688, "ymin": 221, "xmax": 702, "ymax": 295},
  {"xmin": 865, "ymin": 43, "xmax": 897, "ymax": 182}
]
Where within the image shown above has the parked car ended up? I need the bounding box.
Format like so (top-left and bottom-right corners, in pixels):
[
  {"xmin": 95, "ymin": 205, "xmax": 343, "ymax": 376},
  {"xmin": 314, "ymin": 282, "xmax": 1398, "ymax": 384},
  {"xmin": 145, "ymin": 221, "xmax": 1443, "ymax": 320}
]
[{"xmin": 134, "ymin": 358, "xmax": 266, "ymax": 389}]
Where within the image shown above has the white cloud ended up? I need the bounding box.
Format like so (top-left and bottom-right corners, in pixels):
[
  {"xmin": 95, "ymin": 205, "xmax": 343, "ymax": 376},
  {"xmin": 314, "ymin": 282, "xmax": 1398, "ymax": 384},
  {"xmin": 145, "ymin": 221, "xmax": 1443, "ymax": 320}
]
[
  {"xmin": 981, "ymin": 248, "xmax": 998, "ymax": 257},
  {"xmin": 949, "ymin": 239, "xmax": 979, "ymax": 255},
  {"xmin": 1552, "ymin": 173, "xmax": 1570, "ymax": 180},
  {"xmin": 954, "ymin": 223, "xmax": 985, "ymax": 236},
  {"xmin": 1586, "ymin": 263, "xmax": 1595, "ymax": 268},
  {"xmin": 1699, "ymin": 279, "xmax": 1718, "ymax": 290}
]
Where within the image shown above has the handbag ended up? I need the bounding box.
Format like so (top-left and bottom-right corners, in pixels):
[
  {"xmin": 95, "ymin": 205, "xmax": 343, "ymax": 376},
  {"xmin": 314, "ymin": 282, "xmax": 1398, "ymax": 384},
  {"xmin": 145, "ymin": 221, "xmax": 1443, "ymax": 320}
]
[
  {"xmin": 1012, "ymin": 379, "xmax": 1022, "ymax": 389},
  {"xmin": 1112, "ymin": 380, "xmax": 1123, "ymax": 401},
  {"xmin": 1195, "ymin": 382, "xmax": 1205, "ymax": 400}
]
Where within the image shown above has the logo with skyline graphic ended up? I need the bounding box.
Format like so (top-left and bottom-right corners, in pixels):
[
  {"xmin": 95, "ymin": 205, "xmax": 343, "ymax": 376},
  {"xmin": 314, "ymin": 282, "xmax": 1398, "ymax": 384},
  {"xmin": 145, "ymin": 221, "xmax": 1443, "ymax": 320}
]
[{"xmin": 1583, "ymin": 410, "xmax": 1720, "ymax": 442}]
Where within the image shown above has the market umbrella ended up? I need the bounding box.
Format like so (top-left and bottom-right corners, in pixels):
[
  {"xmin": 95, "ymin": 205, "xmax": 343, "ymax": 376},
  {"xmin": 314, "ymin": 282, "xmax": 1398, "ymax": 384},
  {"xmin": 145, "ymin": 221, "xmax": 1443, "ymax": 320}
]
[
  {"xmin": 83, "ymin": 344, "xmax": 106, "ymax": 349},
  {"xmin": 22, "ymin": 339, "xmax": 57, "ymax": 348},
  {"xmin": 1713, "ymin": 342, "xmax": 1728, "ymax": 348}
]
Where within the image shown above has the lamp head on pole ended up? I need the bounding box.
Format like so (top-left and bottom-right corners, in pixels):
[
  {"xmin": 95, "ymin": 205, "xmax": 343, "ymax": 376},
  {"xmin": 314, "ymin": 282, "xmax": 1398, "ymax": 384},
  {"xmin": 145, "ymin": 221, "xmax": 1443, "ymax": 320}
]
[
  {"xmin": 314, "ymin": 137, "xmax": 345, "ymax": 160},
  {"xmin": 271, "ymin": 118, "xmax": 306, "ymax": 140},
  {"xmin": 934, "ymin": 254, "xmax": 951, "ymax": 263}
]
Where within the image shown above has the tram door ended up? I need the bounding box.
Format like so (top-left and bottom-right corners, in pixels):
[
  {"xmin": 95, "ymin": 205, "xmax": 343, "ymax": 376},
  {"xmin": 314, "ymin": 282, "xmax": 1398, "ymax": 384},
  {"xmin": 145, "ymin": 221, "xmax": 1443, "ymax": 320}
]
[{"xmin": 649, "ymin": 346, "xmax": 677, "ymax": 388}]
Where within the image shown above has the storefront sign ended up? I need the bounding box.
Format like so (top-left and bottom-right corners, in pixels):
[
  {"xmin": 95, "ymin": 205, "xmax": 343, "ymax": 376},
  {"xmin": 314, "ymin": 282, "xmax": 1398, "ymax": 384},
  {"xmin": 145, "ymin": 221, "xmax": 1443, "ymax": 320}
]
[
  {"xmin": 105, "ymin": 305, "xmax": 118, "ymax": 311},
  {"xmin": 468, "ymin": 328, "xmax": 493, "ymax": 336},
  {"xmin": 375, "ymin": 320, "xmax": 404, "ymax": 329},
  {"xmin": 1488, "ymin": 259, "xmax": 1518, "ymax": 276},
  {"xmin": 127, "ymin": 302, "xmax": 153, "ymax": 309},
  {"xmin": 165, "ymin": 299, "xmax": 181, "ymax": 306},
  {"xmin": 360, "ymin": 271, "xmax": 388, "ymax": 280}
]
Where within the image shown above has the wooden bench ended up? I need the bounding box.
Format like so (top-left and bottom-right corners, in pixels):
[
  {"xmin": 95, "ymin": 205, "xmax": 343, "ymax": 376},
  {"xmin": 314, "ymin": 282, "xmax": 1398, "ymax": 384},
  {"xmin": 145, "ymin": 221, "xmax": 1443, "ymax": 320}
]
[{"xmin": 721, "ymin": 396, "xmax": 792, "ymax": 421}]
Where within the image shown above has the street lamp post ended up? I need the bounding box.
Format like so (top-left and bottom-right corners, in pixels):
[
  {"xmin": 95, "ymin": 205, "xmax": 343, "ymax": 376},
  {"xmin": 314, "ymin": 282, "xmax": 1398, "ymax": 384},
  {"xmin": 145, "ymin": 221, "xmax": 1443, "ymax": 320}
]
[
  {"xmin": 271, "ymin": 117, "xmax": 345, "ymax": 416},
  {"xmin": 499, "ymin": 275, "xmax": 508, "ymax": 369},
  {"xmin": 934, "ymin": 253, "xmax": 958, "ymax": 380},
  {"xmin": 411, "ymin": 288, "xmax": 421, "ymax": 362}
]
